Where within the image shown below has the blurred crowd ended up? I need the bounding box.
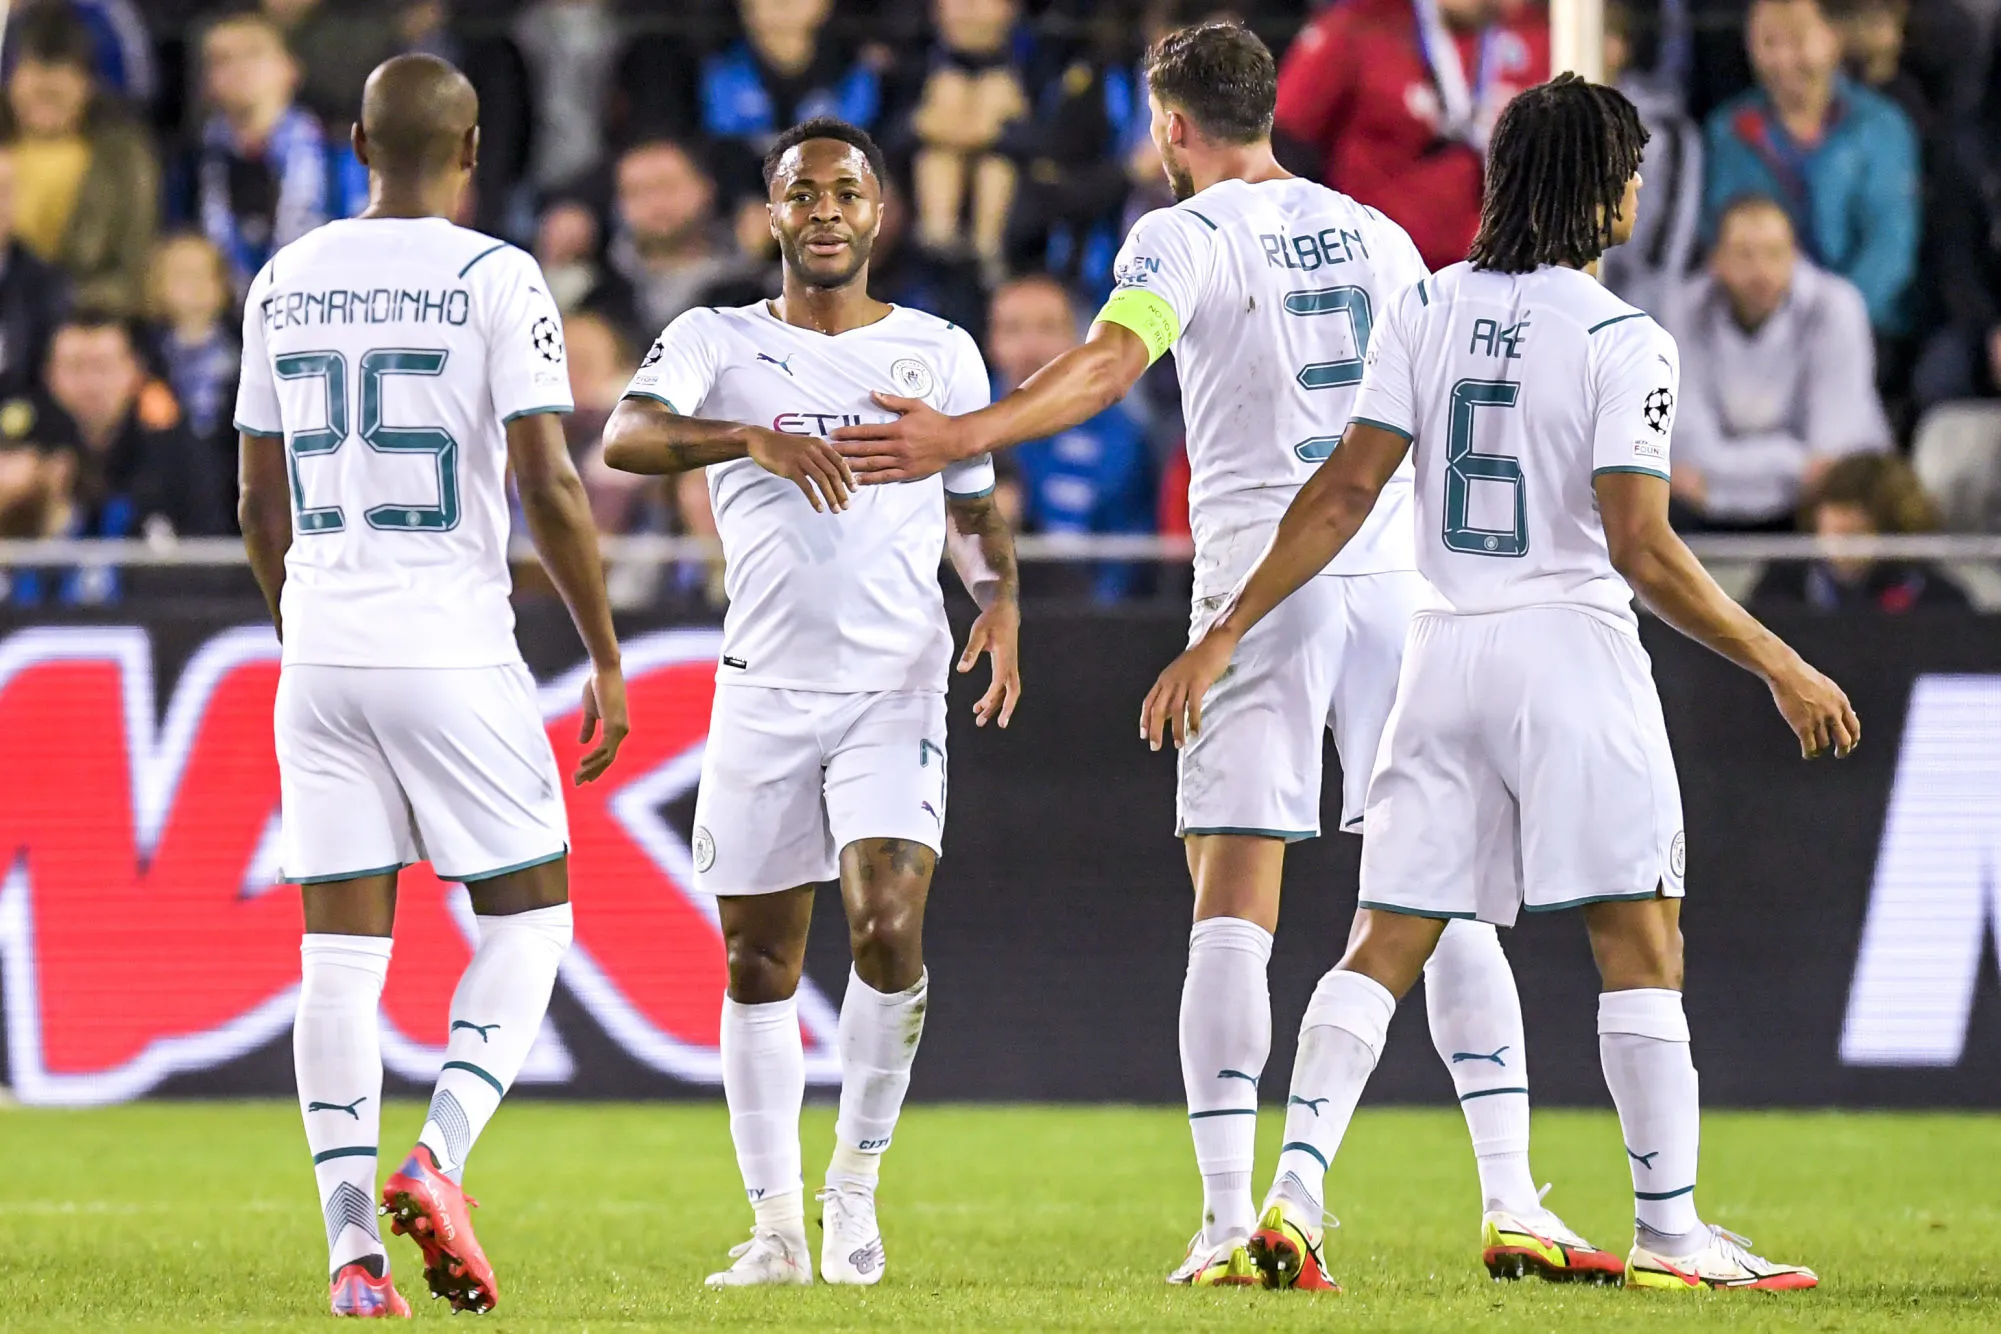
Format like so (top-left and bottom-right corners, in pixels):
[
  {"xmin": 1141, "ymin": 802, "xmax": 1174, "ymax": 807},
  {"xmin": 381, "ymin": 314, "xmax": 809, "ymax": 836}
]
[{"xmin": 0, "ymin": 0, "xmax": 1996, "ymax": 612}]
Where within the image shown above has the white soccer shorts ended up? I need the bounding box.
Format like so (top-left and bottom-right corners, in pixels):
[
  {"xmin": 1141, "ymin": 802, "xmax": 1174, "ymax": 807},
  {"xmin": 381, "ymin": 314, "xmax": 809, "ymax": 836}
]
[
  {"xmin": 693, "ymin": 685, "xmax": 949, "ymax": 896},
  {"xmin": 1358, "ymin": 606, "xmax": 1687, "ymax": 927},
  {"xmin": 1176, "ymin": 570, "xmax": 1428, "ymax": 841},
  {"xmin": 273, "ymin": 662, "xmax": 569, "ymax": 885}
]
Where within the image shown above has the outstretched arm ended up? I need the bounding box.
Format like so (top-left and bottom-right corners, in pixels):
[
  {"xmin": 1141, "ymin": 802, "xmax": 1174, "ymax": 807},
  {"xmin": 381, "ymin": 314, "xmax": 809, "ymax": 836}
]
[
  {"xmin": 237, "ymin": 430, "xmax": 292, "ymax": 636},
  {"xmin": 833, "ymin": 317, "xmax": 1153, "ymax": 483},
  {"xmin": 1596, "ymin": 470, "xmax": 1858, "ymax": 758},
  {"xmin": 1141, "ymin": 422, "xmax": 1410, "ymax": 749},
  {"xmin": 945, "ymin": 488, "xmax": 1022, "ymax": 728},
  {"xmin": 601, "ymin": 395, "xmax": 853, "ymax": 512},
  {"xmin": 508, "ymin": 411, "xmax": 629, "ymax": 784}
]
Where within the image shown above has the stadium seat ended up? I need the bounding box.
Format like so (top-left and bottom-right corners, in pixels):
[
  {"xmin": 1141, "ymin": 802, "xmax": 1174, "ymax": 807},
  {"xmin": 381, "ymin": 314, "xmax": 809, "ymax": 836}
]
[{"xmin": 1912, "ymin": 402, "xmax": 2001, "ymax": 532}]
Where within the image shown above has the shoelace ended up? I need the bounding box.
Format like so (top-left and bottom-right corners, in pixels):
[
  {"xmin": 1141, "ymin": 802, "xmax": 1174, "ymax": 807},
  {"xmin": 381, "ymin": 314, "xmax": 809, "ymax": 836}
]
[
  {"xmin": 1709, "ymin": 1225, "xmax": 1769, "ymax": 1268},
  {"xmin": 726, "ymin": 1229, "xmax": 795, "ymax": 1263}
]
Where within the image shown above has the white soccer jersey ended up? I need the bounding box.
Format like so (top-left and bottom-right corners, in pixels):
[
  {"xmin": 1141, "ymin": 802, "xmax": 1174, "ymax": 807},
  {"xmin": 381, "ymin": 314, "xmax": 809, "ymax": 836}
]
[
  {"xmin": 1103, "ymin": 177, "xmax": 1430, "ymax": 598},
  {"xmin": 1349, "ymin": 261, "xmax": 1679, "ymax": 627},
  {"xmin": 235, "ymin": 218, "xmax": 573, "ymax": 668},
  {"xmin": 626, "ymin": 302, "xmax": 997, "ymax": 693}
]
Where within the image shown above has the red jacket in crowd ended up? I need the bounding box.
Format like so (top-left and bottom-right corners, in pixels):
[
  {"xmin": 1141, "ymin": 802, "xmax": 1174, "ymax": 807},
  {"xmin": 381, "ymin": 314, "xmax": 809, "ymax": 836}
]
[{"xmin": 1275, "ymin": 0, "xmax": 1549, "ymax": 272}]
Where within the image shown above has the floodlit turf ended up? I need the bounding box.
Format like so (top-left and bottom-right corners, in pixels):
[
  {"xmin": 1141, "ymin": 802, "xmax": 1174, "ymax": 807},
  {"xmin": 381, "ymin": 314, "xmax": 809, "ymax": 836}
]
[{"xmin": 0, "ymin": 1102, "xmax": 1994, "ymax": 1330}]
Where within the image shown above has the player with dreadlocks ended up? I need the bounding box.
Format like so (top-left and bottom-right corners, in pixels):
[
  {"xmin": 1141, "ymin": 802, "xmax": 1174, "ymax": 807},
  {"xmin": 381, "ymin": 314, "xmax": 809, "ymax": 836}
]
[{"xmin": 1146, "ymin": 73, "xmax": 1851, "ymax": 1293}]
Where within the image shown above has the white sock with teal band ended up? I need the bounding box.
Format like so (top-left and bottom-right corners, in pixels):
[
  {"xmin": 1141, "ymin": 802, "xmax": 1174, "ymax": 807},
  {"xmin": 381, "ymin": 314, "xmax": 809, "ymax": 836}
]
[
  {"xmin": 1181, "ymin": 917, "xmax": 1272, "ymax": 1244},
  {"xmin": 1267, "ymin": 968, "xmax": 1395, "ymax": 1218},
  {"xmin": 296, "ymin": 933, "xmax": 391, "ymax": 1276},
  {"xmin": 1598, "ymin": 988, "xmax": 1704, "ymax": 1253},
  {"xmin": 1424, "ymin": 920, "xmax": 1539, "ymax": 1214}
]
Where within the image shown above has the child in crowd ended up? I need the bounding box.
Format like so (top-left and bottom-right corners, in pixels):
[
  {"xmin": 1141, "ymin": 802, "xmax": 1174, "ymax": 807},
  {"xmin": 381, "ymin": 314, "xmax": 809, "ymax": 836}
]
[{"xmin": 143, "ymin": 232, "xmax": 237, "ymax": 504}]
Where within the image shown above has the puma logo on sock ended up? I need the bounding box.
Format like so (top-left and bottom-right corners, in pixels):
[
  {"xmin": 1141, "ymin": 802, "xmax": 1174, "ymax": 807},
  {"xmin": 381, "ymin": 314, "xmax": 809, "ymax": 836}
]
[
  {"xmin": 308, "ymin": 1097, "xmax": 367, "ymax": 1119},
  {"xmin": 450, "ymin": 1021, "xmax": 500, "ymax": 1042},
  {"xmin": 1628, "ymin": 1147, "xmax": 1660, "ymax": 1170},
  {"xmin": 1217, "ymin": 1069, "xmax": 1257, "ymax": 1084},
  {"xmin": 1287, "ymin": 1095, "xmax": 1329, "ymax": 1115},
  {"xmin": 1451, "ymin": 1046, "xmax": 1510, "ymax": 1066}
]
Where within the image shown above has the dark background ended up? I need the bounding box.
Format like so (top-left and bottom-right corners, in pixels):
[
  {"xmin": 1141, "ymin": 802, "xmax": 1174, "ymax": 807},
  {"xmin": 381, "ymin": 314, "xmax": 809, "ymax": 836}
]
[{"xmin": 3, "ymin": 600, "xmax": 1999, "ymax": 1107}]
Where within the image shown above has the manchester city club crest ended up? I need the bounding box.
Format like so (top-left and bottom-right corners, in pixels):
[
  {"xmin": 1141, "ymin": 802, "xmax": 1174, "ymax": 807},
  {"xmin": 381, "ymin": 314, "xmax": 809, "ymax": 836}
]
[
  {"xmin": 889, "ymin": 357, "xmax": 936, "ymax": 399},
  {"xmin": 692, "ymin": 826, "xmax": 715, "ymax": 873}
]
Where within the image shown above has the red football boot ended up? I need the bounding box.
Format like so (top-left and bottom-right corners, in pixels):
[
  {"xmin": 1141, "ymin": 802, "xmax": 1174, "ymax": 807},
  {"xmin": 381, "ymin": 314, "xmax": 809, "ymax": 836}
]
[
  {"xmin": 380, "ymin": 1146, "xmax": 498, "ymax": 1314},
  {"xmin": 328, "ymin": 1259, "xmax": 412, "ymax": 1317}
]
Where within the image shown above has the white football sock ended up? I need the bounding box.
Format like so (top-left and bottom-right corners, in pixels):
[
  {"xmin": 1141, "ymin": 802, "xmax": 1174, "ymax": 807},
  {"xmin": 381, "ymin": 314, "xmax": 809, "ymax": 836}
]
[
  {"xmin": 722, "ymin": 993, "xmax": 806, "ymax": 1236},
  {"xmin": 827, "ymin": 967, "xmax": 929, "ymax": 1193},
  {"xmin": 1424, "ymin": 920, "xmax": 1539, "ymax": 1213},
  {"xmin": 1599, "ymin": 988, "xmax": 1703, "ymax": 1247},
  {"xmin": 296, "ymin": 933, "xmax": 391, "ymax": 1276},
  {"xmin": 1180, "ymin": 917, "xmax": 1272, "ymax": 1244},
  {"xmin": 417, "ymin": 903, "xmax": 572, "ymax": 1183},
  {"xmin": 1268, "ymin": 969, "xmax": 1394, "ymax": 1218}
]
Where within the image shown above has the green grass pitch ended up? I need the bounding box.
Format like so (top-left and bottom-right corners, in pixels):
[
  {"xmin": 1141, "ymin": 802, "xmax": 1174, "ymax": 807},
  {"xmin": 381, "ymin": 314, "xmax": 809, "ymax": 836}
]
[{"xmin": 1, "ymin": 1102, "xmax": 1995, "ymax": 1330}]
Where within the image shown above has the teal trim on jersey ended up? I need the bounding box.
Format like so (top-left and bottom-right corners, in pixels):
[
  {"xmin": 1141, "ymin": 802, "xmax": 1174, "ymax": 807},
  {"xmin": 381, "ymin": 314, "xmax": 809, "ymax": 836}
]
[
  {"xmin": 1523, "ymin": 888, "xmax": 1663, "ymax": 913},
  {"xmin": 1587, "ymin": 311, "xmax": 1646, "ymax": 334},
  {"xmin": 1635, "ymin": 1184, "xmax": 1696, "ymax": 1201},
  {"xmin": 1593, "ymin": 464, "xmax": 1671, "ymax": 481},
  {"xmin": 312, "ymin": 1146, "xmax": 377, "ymax": 1164},
  {"xmin": 501, "ymin": 407, "xmax": 568, "ymax": 425},
  {"xmin": 1181, "ymin": 825, "xmax": 1315, "ymax": 843},
  {"xmin": 448, "ymin": 846, "xmax": 569, "ymax": 884},
  {"xmin": 1184, "ymin": 208, "xmax": 1218, "ymax": 230},
  {"xmin": 1416, "ymin": 280, "xmax": 1429, "ymax": 306},
  {"xmin": 1187, "ymin": 1108, "xmax": 1257, "ymax": 1119},
  {"xmin": 1350, "ymin": 416, "xmax": 1414, "ymax": 441},
  {"xmin": 1356, "ymin": 899, "xmax": 1479, "ymax": 921},
  {"xmin": 622, "ymin": 389, "xmax": 681, "ymax": 413},
  {"xmin": 442, "ymin": 1060, "xmax": 506, "ymax": 1098},
  {"xmin": 1459, "ymin": 1086, "xmax": 1530, "ymax": 1102},
  {"xmin": 234, "ymin": 419, "xmax": 284, "ymax": 439},
  {"xmin": 284, "ymin": 862, "xmax": 408, "ymax": 885},
  {"xmin": 947, "ymin": 484, "xmax": 997, "ymax": 500},
  {"xmin": 457, "ymin": 242, "xmax": 511, "ymax": 277},
  {"xmin": 1280, "ymin": 1141, "xmax": 1330, "ymax": 1172}
]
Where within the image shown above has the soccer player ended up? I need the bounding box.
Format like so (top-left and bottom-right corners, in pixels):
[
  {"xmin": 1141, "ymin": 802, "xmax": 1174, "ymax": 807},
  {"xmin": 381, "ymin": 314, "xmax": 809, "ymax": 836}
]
[
  {"xmin": 829, "ymin": 21, "xmax": 1611, "ymax": 1286},
  {"xmin": 1144, "ymin": 73, "xmax": 1854, "ymax": 1293},
  {"xmin": 235, "ymin": 56, "xmax": 629, "ymax": 1317},
  {"xmin": 599, "ymin": 117, "xmax": 1021, "ymax": 1288}
]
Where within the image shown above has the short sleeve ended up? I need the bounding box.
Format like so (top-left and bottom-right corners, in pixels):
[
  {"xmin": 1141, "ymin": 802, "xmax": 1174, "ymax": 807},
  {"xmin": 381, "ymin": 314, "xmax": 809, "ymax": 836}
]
[
  {"xmin": 481, "ymin": 247, "xmax": 575, "ymax": 423},
  {"xmin": 1348, "ymin": 284, "xmax": 1420, "ymax": 440},
  {"xmin": 233, "ymin": 263, "xmax": 282, "ymax": 436},
  {"xmin": 1092, "ymin": 206, "xmax": 1217, "ymax": 365},
  {"xmin": 1591, "ymin": 317, "xmax": 1678, "ymax": 479},
  {"xmin": 940, "ymin": 328, "xmax": 996, "ymax": 497},
  {"xmin": 624, "ymin": 309, "xmax": 722, "ymax": 415},
  {"xmin": 1373, "ymin": 213, "xmax": 1432, "ymax": 294}
]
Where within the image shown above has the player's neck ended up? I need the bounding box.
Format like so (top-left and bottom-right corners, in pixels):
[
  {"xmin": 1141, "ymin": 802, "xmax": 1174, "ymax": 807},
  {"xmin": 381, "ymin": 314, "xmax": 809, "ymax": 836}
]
[
  {"xmin": 359, "ymin": 175, "xmax": 464, "ymax": 223},
  {"xmin": 1188, "ymin": 143, "xmax": 1290, "ymax": 196},
  {"xmin": 770, "ymin": 273, "xmax": 891, "ymax": 336}
]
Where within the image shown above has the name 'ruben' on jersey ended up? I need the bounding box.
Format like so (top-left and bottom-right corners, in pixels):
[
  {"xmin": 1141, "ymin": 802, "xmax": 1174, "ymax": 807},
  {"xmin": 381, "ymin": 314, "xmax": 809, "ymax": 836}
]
[
  {"xmin": 235, "ymin": 218, "xmax": 573, "ymax": 668},
  {"xmin": 1103, "ymin": 177, "xmax": 1429, "ymax": 598},
  {"xmin": 626, "ymin": 302, "xmax": 997, "ymax": 693},
  {"xmin": 1348, "ymin": 261, "xmax": 1680, "ymax": 626}
]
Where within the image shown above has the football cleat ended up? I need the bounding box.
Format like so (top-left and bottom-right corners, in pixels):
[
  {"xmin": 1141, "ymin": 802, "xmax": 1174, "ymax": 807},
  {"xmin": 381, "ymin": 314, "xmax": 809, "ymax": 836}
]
[
  {"xmin": 328, "ymin": 1259, "xmax": 411, "ymax": 1318},
  {"xmin": 380, "ymin": 1145, "xmax": 498, "ymax": 1314},
  {"xmin": 817, "ymin": 1187, "xmax": 886, "ymax": 1286},
  {"xmin": 705, "ymin": 1228, "xmax": 813, "ymax": 1287},
  {"xmin": 1247, "ymin": 1198, "xmax": 1341, "ymax": 1292},
  {"xmin": 1482, "ymin": 1192, "xmax": 1625, "ymax": 1284},
  {"xmin": 1626, "ymin": 1225, "xmax": 1819, "ymax": 1292},
  {"xmin": 1166, "ymin": 1232, "xmax": 1257, "ymax": 1287}
]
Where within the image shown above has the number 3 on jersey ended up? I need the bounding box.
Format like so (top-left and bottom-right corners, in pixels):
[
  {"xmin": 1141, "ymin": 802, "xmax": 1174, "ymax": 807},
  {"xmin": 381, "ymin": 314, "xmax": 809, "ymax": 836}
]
[
  {"xmin": 274, "ymin": 348, "xmax": 460, "ymax": 533},
  {"xmin": 1284, "ymin": 285, "xmax": 1371, "ymax": 462},
  {"xmin": 1442, "ymin": 378, "xmax": 1527, "ymax": 557}
]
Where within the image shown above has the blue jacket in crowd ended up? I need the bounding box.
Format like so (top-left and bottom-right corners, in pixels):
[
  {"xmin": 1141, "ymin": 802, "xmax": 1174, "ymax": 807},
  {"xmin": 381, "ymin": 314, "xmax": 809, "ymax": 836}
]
[{"xmin": 1009, "ymin": 396, "xmax": 1153, "ymax": 602}]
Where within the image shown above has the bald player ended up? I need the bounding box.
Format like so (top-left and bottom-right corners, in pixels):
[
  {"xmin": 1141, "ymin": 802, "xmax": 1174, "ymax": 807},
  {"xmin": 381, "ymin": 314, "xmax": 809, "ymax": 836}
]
[{"xmin": 235, "ymin": 55, "xmax": 628, "ymax": 1318}]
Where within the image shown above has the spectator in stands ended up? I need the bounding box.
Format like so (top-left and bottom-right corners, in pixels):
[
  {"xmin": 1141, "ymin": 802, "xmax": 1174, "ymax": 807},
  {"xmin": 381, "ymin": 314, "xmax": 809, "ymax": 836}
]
[
  {"xmin": 701, "ymin": 0, "xmax": 885, "ymax": 202},
  {"xmin": 1598, "ymin": 0, "xmax": 1703, "ymax": 319},
  {"xmin": 1705, "ymin": 0, "xmax": 1920, "ymax": 337},
  {"xmin": 7, "ymin": 0, "xmax": 157, "ymax": 109},
  {"xmin": 401, "ymin": 1, "xmax": 533, "ymax": 237},
  {"xmin": 175, "ymin": 12, "xmax": 365, "ymax": 294},
  {"xmin": 986, "ymin": 274, "xmax": 1153, "ymax": 600},
  {"xmin": 1273, "ymin": 0, "xmax": 1549, "ymax": 272},
  {"xmin": 1001, "ymin": 31, "xmax": 1138, "ymax": 298},
  {"xmin": 1750, "ymin": 452, "xmax": 1969, "ymax": 608},
  {"xmin": 535, "ymin": 197, "xmax": 605, "ymax": 313},
  {"xmin": 871, "ymin": 177, "xmax": 987, "ymax": 339},
  {"xmin": 1668, "ymin": 195, "xmax": 1891, "ymax": 530},
  {"xmin": 909, "ymin": 0, "xmax": 1030, "ymax": 281},
  {"xmin": 585, "ymin": 139, "xmax": 770, "ymax": 346},
  {"xmin": 1912, "ymin": 124, "xmax": 2001, "ymax": 408},
  {"xmin": 1, "ymin": 4, "xmax": 155, "ymax": 316},
  {"xmin": 142, "ymin": 231, "xmax": 235, "ymax": 505},
  {"xmin": 515, "ymin": 0, "xmax": 620, "ymax": 194},
  {"xmin": 0, "ymin": 146, "xmax": 70, "ymax": 400},
  {"xmin": 257, "ymin": 0, "xmax": 399, "ymax": 125},
  {"xmin": 1830, "ymin": 0, "xmax": 1936, "ymax": 135}
]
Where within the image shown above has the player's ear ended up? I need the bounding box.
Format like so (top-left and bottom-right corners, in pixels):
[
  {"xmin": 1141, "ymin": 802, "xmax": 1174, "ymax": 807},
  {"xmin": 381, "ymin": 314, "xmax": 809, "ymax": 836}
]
[
  {"xmin": 351, "ymin": 121, "xmax": 369, "ymax": 170},
  {"xmin": 767, "ymin": 200, "xmax": 780, "ymax": 241},
  {"xmin": 463, "ymin": 126, "xmax": 480, "ymax": 173}
]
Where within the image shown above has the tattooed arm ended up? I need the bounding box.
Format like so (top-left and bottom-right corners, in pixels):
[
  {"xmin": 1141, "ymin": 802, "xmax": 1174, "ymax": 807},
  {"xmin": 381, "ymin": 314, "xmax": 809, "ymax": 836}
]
[
  {"xmin": 945, "ymin": 488, "xmax": 1022, "ymax": 727},
  {"xmin": 600, "ymin": 395, "xmax": 854, "ymax": 513}
]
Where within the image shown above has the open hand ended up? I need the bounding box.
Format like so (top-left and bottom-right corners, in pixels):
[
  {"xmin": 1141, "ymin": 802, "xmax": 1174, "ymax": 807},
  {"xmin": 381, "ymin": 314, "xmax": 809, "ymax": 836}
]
[
  {"xmin": 574, "ymin": 664, "xmax": 630, "ymax": 784},
  {"xmin": 958, "ymin": 598, "xmax": 1021, "ymax": 728},
  {"xmin": 1767, "ymin": 657, "xmax": 1860, "ymax": 759},
  {"xmin": 832, "ymin": 393, "xmax": 963, "ymax": 484},
  {"xmin": 1140, "ymin": 632, "xmax": 1236, "ymax": 751},
  {"xmin": 747, "ymin": 427, "xmax": 852, "ymax": 512}
]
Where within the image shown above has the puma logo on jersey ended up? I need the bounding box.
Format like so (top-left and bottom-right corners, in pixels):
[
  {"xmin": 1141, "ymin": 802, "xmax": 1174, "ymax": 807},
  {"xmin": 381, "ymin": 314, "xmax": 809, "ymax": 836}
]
[
  {"xmin": 920, "ymin": 800, "xmax": 940, "ymax": 825},
  {"xmin": 451, "ymin": 1020, "xmax": 500, "ymax": 1042},
  {"xmin": 308, "ymin": 1096, "xmax": 368, "ymax": 1119},
  {"xmin": 1452, "ymin": 1046, "xmax": 1510, "ymax": 1067},
  {"xmin": 1628, "ymin": 1147, "xmax": 1660, "ymax": 1170},
  {"xmin": 756, "ymin": 352, "xmax": 796, "ymax": 377}
]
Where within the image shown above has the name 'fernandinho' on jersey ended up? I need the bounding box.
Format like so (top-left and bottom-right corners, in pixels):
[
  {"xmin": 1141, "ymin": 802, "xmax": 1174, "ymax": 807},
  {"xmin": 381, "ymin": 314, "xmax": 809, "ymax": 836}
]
[
  {"xmin": 235, "ymin": 218, "xmax": 575, "ymax": 669},
  {"xmin": 1098, "ymin": 176, "xmax": 1431, "ymax": 599}
]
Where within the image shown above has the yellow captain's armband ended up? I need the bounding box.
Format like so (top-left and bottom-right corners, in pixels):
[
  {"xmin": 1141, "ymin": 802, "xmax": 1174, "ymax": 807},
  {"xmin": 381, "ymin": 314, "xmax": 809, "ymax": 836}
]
[{"xmin": 1094, "ymin": 287, "xmax": 1181, "ymax": 366}]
